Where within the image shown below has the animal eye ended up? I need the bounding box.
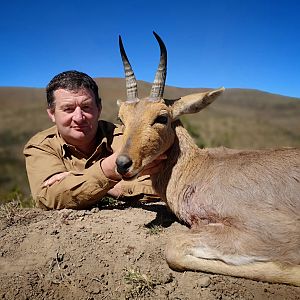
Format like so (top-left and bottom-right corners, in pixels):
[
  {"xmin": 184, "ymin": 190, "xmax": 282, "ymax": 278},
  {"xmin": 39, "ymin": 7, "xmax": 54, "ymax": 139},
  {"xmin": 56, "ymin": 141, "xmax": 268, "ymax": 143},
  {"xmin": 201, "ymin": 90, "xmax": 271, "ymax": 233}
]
[{"xmin": 153, "ymin": 115, "xmax": 168, "ymax": 125}]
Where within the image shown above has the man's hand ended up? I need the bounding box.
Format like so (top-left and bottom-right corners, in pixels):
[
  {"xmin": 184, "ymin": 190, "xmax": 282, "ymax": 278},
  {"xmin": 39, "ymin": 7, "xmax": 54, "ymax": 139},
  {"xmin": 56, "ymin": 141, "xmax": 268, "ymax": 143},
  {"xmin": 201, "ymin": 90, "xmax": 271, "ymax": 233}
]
[
  {"xmin": 107, "ymin": 181, "xmax": 124, "ymax": 198},
  {"xmin": 43, "ymin": 172, "xmax": 70, "ymax": 187},
  {"xmin": 100, "ymin": 152, "xmax": 122, "ymax": 181}
]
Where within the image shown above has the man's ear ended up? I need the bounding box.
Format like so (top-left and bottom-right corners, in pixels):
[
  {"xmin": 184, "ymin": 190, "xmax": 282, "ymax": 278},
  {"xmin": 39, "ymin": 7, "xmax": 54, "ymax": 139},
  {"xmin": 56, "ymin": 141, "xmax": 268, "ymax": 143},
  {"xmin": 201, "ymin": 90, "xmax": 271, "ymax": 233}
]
[
  {"xmin": 97, "ymin": 103, "xmax": 102, "ymax": 119},
  {"xmin": 171, "ymin": 87, "xmax": 224, "ymax": 120},
  {"xmin": 47, "ymin": 108, "xmax": 56, "ymax": 123}
]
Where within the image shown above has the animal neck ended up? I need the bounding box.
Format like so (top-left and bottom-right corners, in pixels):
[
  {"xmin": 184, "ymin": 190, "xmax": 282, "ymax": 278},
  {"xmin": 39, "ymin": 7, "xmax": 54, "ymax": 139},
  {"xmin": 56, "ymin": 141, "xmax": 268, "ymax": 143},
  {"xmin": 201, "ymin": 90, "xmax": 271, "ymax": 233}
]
[
  {"xmin": 173, "ymin": 120, "xmax": 200, "ymax": 154},
  {"xmin": 152, "ymin": 120, "xmax": 199, "ymax": 200}
]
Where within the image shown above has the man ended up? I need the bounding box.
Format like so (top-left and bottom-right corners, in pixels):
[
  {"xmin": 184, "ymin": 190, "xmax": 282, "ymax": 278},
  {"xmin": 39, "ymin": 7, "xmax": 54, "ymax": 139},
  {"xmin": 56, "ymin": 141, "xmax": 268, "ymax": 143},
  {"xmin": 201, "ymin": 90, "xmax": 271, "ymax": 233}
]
[{"xmin": 24, "ymin": 70, "xmax": 163, "ymax": 209}]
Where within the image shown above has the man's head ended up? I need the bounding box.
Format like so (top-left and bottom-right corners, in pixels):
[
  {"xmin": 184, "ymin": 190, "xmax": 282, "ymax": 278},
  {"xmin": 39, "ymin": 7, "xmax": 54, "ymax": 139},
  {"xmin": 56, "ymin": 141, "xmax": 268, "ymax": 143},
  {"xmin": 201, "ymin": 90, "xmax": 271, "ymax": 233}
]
[{"xmin": 46, "ymin": 71, "xmax": 101, "ymax": 154}]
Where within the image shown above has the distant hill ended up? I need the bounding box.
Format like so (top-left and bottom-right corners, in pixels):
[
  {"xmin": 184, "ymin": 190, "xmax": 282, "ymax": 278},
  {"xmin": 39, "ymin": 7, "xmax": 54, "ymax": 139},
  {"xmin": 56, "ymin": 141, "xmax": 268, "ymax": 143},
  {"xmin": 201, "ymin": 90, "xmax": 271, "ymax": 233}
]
[{"xmin": 0, "ymin": 78, "xmax": 299, "ymax": 199}]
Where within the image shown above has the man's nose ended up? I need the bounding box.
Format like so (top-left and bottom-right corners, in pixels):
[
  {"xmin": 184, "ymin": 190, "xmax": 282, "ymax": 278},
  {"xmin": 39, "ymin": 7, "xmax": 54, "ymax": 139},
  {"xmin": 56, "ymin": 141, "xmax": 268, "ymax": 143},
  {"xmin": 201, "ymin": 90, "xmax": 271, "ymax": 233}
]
[{"xmin": 73, "ymin": 107, "xmax": 85, "ymax": 122}]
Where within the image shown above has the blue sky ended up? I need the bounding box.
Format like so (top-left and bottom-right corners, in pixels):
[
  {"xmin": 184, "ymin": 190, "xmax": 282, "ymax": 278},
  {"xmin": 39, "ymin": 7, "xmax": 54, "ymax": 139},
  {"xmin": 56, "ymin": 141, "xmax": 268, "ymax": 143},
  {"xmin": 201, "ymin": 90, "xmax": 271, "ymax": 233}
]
[{"xmin": 1, "ymin": 0, "xmax": 300, "ymax": 98}]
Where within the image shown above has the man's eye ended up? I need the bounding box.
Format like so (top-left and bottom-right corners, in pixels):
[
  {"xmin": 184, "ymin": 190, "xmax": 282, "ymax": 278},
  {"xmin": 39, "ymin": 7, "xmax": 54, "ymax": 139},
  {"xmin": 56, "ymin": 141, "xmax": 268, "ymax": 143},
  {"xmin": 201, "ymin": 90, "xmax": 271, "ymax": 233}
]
[
  {"xmin": 82, "ymin": 105, "xmax": 91, "ymax": 111},
  {"xmin": 153, "ymin": 115, "xmax": 168, "ymax": 125},
  {"xmin": 63, "ymin": 107, "xmax": 74, "ymax": 113}
]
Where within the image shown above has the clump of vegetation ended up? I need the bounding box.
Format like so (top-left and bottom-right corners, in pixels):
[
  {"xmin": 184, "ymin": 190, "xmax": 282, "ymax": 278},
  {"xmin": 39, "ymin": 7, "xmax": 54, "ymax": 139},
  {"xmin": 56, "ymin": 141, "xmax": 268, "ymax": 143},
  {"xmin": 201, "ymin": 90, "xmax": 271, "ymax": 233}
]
[
  {"xmin": 0, "ymin": 188, "xmax": 34, "ymax": 225},
  {"xmin": 124, "ymin": 268, "xmax": 156, "ymax": 298},
  {"xmin": 0, "ymin": 200, "xmax": 20, "ymax": 223},
  {"xmin": 0, "ymin": 187, "xmax": 34, "ymax": 207},
  {"xmin": 146, "ymin": 224, "xmax": 163, "ymax": 235},
  {"xmin": 97, "ymin": 196, "xmax": 123, "ymax": 208}
]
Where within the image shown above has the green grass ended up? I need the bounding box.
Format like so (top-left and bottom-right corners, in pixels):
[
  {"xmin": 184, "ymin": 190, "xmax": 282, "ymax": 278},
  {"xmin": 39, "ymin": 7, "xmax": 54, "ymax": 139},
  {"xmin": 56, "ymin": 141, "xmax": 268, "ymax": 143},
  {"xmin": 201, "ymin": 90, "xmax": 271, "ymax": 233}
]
[
  {"xmin": 0, "ymin": 187, "xmax": 34, "ymax": 207},
  {"xmin": 97, "ymin": 196, "xmax": 122, "ymax": 207}
]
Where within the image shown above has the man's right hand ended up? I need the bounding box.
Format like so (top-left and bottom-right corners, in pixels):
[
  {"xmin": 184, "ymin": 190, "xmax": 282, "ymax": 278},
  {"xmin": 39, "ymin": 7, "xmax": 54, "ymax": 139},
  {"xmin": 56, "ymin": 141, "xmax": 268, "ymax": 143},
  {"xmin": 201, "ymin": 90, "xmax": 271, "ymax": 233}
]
[
  {"xmin": 100, "ymin": 152, "xmax": 122, "ymax": 181},
  {"xmin": 107, "ymin": 181, "xmax": 124, "ymax": 198}
]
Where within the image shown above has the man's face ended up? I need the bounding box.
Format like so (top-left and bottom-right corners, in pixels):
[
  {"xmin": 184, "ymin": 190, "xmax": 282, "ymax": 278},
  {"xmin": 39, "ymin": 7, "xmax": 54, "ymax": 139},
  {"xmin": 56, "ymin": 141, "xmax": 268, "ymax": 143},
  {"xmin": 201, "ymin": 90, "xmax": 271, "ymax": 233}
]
[{"xmin": 47, "ymin": 88, "xmax": 101, "ymax": 149}]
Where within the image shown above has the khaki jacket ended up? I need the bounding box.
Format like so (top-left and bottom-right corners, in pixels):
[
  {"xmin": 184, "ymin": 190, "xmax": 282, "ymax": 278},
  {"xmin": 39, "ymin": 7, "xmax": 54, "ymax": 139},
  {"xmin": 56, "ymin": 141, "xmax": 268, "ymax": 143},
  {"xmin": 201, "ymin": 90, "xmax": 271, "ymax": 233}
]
[{"xmin": 24, "ymin": 120, "xmax": 156, "ymax": 210}]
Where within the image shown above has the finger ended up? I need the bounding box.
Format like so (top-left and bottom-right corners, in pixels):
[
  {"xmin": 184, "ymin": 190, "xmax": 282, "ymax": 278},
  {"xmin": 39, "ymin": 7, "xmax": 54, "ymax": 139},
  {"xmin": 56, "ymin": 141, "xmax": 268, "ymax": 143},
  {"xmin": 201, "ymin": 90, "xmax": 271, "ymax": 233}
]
[
  {"xmin": 45, "ymin": 176, "xmax": 59, "ymax": 186},
  {"xmin": 43, "ymin": 181, "xmax": 49, "ymax": 187},
  {"xmin": 43, "ymin": 172, "xmax": 69, "ymax": 187},
  {"xmin": 43, "ymin": 178, "xmax": 55, "ymax": 187}
]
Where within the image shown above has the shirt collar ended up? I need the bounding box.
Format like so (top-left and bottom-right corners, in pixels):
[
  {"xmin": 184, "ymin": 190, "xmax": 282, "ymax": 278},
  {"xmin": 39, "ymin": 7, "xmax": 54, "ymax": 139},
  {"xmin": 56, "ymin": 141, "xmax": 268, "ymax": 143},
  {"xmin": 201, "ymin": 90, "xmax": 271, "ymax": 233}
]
[{"xmin": 58, "ymin": 121, "xmax": 114, "ymax": 159}]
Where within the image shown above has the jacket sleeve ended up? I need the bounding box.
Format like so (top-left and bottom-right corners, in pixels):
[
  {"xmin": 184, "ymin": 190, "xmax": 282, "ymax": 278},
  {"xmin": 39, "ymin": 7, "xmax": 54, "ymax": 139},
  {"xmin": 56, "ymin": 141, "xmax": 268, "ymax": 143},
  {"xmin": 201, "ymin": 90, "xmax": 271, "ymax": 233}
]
[
  {"xmin": 121, "ymin": 176, "xmax": 158, "ymax": 197},
  {"xmin": 24, "ymin": 142, "xmax": 118, "ymax": 210}
]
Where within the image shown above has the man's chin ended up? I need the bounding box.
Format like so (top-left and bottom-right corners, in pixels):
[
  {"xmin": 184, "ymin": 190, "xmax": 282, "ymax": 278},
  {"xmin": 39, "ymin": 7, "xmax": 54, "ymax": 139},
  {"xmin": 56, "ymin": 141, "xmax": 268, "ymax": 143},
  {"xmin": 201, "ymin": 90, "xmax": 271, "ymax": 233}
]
[
  {"xmin": 72, "ymin": 127, "xmax": 90, "ymax": 135},
  {"xmin": 70, "ymin": 129, "xmax": 91, "ymax": 139},
  {"xmin": 62, "ymin": 132, "xmax": 91, "ymax": 146}
]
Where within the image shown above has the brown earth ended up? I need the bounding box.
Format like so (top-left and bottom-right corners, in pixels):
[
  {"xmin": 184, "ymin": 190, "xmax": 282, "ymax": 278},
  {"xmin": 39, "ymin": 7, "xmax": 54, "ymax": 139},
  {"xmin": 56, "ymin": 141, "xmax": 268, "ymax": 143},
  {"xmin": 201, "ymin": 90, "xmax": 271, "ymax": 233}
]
[{"xmin": 1, "ymin": 200, "xmax": 299, "ymax": 300}]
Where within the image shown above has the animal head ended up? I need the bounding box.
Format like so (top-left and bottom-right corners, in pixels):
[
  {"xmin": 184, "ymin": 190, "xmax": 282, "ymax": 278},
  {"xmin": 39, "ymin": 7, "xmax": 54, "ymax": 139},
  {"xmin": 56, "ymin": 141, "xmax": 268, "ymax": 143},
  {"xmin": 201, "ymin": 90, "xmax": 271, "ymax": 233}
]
[{"xmin": 116, "ymin": 32, "xmax": 224, "ymax": 179}]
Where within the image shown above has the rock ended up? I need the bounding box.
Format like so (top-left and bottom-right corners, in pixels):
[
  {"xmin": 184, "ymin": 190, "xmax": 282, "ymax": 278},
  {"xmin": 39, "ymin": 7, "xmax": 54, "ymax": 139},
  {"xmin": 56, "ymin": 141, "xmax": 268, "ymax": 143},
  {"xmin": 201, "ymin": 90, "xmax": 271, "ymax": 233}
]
[{"xmin": 198, "ymin": 276, "xmax": 211, "ymax": 288}]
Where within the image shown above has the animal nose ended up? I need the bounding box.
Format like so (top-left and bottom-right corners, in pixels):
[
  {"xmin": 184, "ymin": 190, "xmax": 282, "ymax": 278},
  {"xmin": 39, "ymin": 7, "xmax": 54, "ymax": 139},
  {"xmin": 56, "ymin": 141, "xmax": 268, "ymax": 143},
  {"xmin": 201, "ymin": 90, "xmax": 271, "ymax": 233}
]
[{"xmin": 116, "ymin": 155, "xmax": 133, "ymax": 175}]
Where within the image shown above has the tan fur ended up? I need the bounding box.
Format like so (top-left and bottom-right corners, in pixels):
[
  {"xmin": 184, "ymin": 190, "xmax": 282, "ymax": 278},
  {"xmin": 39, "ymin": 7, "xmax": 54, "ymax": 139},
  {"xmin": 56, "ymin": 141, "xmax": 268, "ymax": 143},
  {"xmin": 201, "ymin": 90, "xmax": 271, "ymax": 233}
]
[{"xmin": 117, "ymin": 90, "xmax": 300, "ymax": 286}]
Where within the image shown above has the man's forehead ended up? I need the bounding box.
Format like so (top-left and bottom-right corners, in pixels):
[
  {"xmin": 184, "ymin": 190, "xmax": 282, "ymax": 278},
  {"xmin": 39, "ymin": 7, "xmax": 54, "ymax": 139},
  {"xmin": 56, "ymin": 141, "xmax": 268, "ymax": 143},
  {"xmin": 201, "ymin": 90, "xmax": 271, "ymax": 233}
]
[{"xmin": 54, "ymin": 88, "xmax": 95, "ymax": 103}]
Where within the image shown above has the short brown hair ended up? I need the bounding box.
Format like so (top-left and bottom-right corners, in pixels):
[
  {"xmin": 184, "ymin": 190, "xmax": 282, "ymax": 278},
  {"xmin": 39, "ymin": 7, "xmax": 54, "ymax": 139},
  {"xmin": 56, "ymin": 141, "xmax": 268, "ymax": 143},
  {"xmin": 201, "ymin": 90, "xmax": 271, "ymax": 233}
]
[{"xmin": 46, "ymin": 70, "xmax": 101, "ymax": 110}]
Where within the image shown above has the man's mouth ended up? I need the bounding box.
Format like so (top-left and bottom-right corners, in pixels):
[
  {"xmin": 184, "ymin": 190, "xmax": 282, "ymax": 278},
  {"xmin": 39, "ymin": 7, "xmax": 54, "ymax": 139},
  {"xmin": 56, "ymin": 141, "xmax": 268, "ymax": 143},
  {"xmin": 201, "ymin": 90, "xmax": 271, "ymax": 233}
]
[{"xmin": 72, "ymin": 126, "xmax": 89, "ymax": 131}]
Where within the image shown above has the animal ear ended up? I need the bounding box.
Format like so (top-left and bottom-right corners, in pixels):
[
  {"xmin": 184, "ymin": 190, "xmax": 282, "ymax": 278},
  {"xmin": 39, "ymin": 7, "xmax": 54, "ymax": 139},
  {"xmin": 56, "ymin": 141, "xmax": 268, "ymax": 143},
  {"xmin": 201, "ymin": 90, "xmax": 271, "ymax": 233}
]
[{"xmin": 171, "ymin": 87, "xmax": 224, "ymax": 119}]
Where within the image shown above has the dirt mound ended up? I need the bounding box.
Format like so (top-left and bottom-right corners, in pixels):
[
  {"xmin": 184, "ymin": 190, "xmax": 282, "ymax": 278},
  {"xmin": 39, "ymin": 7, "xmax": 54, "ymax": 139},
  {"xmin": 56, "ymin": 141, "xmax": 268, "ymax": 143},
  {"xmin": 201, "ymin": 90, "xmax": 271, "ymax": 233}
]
[{"xmin": 0, "ymin": 201, "xmax": 299, "ymax": 300}]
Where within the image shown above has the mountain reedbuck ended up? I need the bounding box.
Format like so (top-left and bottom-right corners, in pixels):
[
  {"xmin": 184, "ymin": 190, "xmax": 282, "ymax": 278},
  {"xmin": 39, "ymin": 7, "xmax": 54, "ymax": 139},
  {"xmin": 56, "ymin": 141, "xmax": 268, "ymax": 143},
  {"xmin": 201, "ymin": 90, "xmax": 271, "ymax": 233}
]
[{"xmin": 116, "ymin": 32, "xmax": 300, "ymax": 286}]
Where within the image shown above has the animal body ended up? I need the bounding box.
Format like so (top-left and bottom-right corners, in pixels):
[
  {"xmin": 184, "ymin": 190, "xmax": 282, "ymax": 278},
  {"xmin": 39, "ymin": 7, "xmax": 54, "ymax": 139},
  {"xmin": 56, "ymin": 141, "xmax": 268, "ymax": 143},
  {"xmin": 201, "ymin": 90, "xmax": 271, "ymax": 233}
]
[{"xmin": 116, "ymin": 32, "xmax": 300, "ymax": 286}]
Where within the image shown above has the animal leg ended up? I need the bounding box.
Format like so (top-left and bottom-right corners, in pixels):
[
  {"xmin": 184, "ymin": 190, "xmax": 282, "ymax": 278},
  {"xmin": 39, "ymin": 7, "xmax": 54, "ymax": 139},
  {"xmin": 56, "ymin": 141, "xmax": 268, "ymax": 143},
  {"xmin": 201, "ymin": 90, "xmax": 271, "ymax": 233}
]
[{"xmin": 165, "ymin": 230, "xmax": 300, "ymax": 286}]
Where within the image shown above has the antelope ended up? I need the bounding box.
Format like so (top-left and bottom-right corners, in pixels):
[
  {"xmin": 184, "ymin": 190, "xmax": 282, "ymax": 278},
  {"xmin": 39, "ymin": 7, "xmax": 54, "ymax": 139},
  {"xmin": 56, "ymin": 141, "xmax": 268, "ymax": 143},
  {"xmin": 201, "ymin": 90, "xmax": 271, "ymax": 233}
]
[{"xmin": 116, "ymin": 32, "xmax": 300, "ymax": 286}]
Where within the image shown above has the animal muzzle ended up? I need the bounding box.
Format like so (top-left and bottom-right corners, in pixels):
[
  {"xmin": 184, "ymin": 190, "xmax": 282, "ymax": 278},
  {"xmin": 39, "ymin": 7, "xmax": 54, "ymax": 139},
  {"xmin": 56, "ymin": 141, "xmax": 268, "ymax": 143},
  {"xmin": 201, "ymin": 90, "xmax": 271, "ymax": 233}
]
[{"xmin": 116, "ymin": 154, "xmax": 133, "ymax": 175}]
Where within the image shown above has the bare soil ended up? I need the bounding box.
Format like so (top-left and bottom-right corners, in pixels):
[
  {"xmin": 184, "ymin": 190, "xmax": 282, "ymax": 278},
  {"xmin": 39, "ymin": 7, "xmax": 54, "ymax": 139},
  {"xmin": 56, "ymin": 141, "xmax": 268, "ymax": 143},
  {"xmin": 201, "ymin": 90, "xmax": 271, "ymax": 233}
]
[{"xmin": 0, "ymin": 200, "xmax": 299, "ymax": 300}]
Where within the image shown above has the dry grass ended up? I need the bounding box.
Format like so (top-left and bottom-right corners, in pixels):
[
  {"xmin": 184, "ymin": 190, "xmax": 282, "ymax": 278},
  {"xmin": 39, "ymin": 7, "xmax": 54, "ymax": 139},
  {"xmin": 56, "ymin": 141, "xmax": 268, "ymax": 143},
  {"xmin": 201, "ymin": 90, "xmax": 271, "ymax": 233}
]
[
  {"xmin": 146, "ymin": 224, "xmax": 164, "ymax": 235},
  {"xmin": 0, "ymin": 200, "xmax": 20, "ymax": 223},
  {"xmin": 124, "ymin": 267, "xmax": 156, "ymax": 298}
]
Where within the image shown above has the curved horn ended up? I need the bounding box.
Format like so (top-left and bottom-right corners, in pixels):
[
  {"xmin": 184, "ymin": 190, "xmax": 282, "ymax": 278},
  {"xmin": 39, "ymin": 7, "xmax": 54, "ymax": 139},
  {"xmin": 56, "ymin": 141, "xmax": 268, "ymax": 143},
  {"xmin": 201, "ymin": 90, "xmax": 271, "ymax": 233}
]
[
  {"xmin": 149, "ymin": 32, "xmax": 167, "ymax": 100},
  {"xmin": 119, "ymin": 35, "xmax": 138, "ymax": 101}
]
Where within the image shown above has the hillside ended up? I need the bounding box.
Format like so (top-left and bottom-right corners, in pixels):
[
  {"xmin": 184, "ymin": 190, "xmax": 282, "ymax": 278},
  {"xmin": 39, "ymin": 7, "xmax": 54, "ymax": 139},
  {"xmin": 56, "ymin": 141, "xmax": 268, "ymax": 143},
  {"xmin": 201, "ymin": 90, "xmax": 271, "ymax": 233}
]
[{"xmin": 0, "ymin": 78, "xmax": 300, "ymax": 199}]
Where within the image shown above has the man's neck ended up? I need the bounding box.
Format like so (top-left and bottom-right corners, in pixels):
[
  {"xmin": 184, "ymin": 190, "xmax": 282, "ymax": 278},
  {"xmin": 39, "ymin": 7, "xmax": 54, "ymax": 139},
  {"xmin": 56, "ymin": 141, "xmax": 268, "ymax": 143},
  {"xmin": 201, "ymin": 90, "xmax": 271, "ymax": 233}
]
[{"xmin": 75, "ymin": 139, "xmax": 98, "ymax": 157}]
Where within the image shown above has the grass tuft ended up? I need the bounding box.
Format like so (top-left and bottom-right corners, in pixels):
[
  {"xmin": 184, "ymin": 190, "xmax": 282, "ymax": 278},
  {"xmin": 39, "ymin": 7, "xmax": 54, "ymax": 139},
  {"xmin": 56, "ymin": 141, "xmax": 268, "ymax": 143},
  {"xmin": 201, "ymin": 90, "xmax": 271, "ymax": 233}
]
[
  {"xmin": 146, "ymin": 224, "xmax": 164, "ymax": 235},
  {"xmin": 124, "ymin": 267, "xmax": 155, "ymax": 298},
  {"xmin": 97, "ymin": 196, "xmax": 122, "ymax": 208}
]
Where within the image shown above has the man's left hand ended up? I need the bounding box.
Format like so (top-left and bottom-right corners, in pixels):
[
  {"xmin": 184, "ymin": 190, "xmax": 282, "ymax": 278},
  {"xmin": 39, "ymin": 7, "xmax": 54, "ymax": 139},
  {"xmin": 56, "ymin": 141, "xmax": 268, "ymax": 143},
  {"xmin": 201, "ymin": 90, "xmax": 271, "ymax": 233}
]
[{"xmin": 43, "ymin": 172, "xmax": 70, "ymax": 187}]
